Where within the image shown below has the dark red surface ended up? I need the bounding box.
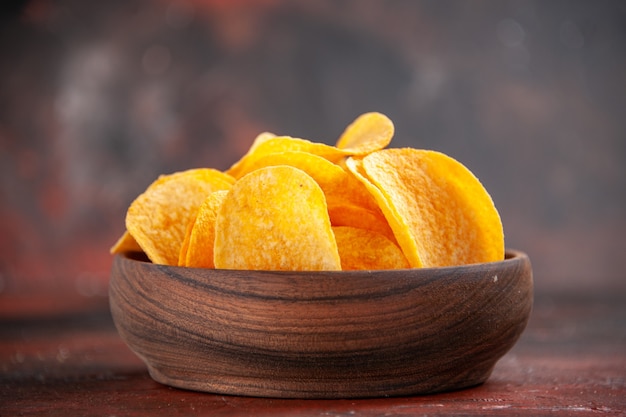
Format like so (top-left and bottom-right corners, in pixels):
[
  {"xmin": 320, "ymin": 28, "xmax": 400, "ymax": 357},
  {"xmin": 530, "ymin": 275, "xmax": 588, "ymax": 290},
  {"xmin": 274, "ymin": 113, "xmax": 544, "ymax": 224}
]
[{"xmin": 2, "ymin": 292, "xmax": 625, "ymax": 416}]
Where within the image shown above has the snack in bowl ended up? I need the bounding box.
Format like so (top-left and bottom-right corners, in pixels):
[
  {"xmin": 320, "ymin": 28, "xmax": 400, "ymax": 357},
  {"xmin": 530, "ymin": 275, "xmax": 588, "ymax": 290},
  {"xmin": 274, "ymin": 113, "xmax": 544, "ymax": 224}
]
[
  {"xmin": 109, "ymin": 113, "xmax": 531, "ymax": 398},
  {"xmin": 111, "ymin": 112, "xmax": 504, "ymax": 270}
]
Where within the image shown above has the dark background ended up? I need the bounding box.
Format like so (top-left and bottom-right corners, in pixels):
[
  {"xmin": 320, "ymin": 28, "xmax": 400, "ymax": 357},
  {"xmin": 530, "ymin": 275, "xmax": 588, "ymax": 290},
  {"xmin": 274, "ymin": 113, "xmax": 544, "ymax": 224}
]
[{"xmin": 1, "ymin": 0, "xmax": 625, "ymax": 309}]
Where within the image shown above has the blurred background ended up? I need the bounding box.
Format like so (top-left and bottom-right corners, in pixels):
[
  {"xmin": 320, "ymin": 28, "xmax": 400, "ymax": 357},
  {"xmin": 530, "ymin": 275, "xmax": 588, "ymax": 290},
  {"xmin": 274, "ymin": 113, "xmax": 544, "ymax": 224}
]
[{"xmin": 1, "ymin": 0, "xmax": 624, "ymax": 314}]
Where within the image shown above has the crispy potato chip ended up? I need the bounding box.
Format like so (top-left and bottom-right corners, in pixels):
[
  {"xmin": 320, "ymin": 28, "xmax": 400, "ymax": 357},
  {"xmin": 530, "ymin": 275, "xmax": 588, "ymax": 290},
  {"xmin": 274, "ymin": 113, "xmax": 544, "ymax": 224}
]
[
  {"xmin": 349, "ymin": 149, "xmax": 504, "ymax": 267},
  {"xmin": 236, "ymin": 150, "xmax": 380, "ymax": 212},
  {"xmin": 335, "ymin": 112, "xmax": 394, "ymax": 154},
  {"xmin": 110, "ymin": 230, "xmax": 143, "ymax": 254},
  {"xmin": 177, "ymin": 213, "xmax": 196, "ymax": 266},
  {"xmin": 226, "ymin": 113, "xmax": 394, "ymax": 179},
  {"xmin": 181, "ymin": 190, "xmax": 229, "ymax": 268},
  {"xmin": 248, "ymin": 131, "xmax": 276, "ymax": 152},
  {"xmin": 126, "ymin": 168, "xmax": 235, "ymax": 265},
  {"xmin": 333, "ymin": 226, "xmax": 409, "ymax": 270},
  {"xmin": 226, "ymin": 136, "xmax": 348, "ymax": 179},
  {"xmin": 214, "ymin": 166, "xmax": 341, "ymax": 271},
  {"xmin": 328, "ymin": 204, "xmax": 395, "ymax": 243}
]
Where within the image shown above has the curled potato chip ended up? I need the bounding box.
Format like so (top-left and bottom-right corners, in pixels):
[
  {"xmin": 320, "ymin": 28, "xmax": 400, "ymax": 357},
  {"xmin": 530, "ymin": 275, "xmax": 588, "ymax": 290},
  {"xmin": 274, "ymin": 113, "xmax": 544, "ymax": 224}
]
[
  {"xmin": 349, "ymin": 149, "xmax": 504, "ymax": 267},
  {"xmin": 226, "ymin": 114, "xmax": 396, "ymax": 181},
  {"xmin": 110, "ymin": 230, "xmax": 143, "ymax": 254},
  {"xmin": 214, "ymin": 166, "xmax": 341, "ymax": 271},
  {"xmin": 226, "ymin": 136, "xmax": 348, "ymax": 179},
  {"xmin": 181, "ymin": 190, "xmax": 229, "ymax": 268},
  {"xmin": 248, "ymin": 131, "xmax": 276, "ymax": 152},
  {"xmin": 126, "ymin": 168, "xmax": 235, "ymax": 265},
  {"xmin": 333, "ymin": 226, "xmax": 409, "ymax": 270},
  {"xmin": 328, "ymin": 204, "xmax": 395, "ymax": 243},
  {"xmin": 235, "ymin": 150, "xmax": 380, "ymax": 213},
  {"xmin": 178, "ymin": 213, "xmax": 196, "ymax": 266},
  {"xmin": 335, "ymin": 112, "xmax": 394, "ymax": 154}
]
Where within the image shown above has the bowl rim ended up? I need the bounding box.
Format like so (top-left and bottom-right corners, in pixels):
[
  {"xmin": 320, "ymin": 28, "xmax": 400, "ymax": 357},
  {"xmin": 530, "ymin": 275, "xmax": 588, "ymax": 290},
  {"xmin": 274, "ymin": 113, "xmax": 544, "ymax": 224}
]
[{"xmin": 115, "ymin": 248, "xmax": 529, "ymax": 276}]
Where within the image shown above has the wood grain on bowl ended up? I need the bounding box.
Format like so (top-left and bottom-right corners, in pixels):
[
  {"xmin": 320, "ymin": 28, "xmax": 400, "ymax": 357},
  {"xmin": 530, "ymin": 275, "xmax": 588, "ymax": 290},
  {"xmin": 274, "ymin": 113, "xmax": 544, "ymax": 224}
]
[{"xmin": 109, "ymin": 250, "xmax": 533, "ymax": 398}]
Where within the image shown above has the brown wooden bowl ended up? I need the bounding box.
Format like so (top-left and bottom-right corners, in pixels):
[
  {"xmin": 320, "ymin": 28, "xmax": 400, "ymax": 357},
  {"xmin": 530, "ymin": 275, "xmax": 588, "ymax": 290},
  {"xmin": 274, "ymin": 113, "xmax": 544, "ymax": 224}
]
[{"xmin": 109, "ymin": 249, "xmax": 533, "ymax": 399}]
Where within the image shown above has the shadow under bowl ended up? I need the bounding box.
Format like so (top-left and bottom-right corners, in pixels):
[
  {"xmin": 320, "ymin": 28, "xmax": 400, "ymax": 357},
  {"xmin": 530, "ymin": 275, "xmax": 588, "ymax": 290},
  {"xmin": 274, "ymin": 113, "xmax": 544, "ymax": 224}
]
[{"xmin": 109, "ymin": 249, "xmax": 533, "ymax": 398}]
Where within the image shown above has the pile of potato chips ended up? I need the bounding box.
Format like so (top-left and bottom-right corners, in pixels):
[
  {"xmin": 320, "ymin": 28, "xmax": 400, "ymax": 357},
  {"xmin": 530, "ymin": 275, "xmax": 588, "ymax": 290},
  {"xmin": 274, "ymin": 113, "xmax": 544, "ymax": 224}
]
[{"xmin": 111, "ymin": 112, "xmax": 504, "ymax": 270}]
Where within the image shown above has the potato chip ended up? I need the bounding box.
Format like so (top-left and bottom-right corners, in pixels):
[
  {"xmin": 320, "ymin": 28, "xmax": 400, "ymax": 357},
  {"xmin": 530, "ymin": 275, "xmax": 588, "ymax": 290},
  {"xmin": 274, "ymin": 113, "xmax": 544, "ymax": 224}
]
[
  {"xmin": 333, "ymin": 226, "xmax": 409, "ymax": 270},
  {"xmin": 328, "ymin": 204, "xmax": 395, "ymax": 243},
  {"xmin": 110, "ymin": 230, "xmax": 143, "ymax": 254},
  {"xmin": 214, "ymin": 166, "xmax": 341, "ymax": 271},
  {"xmin": 248, "ymin": 131, "xmax": 276, "ymax": 152},
  {"xmin": 235, "ymin": 150, "xmax": 380, "ymax": 213},
  {"xmin": 226, "ymin": 136, "xmax": 347, "ymax": 179},
  {"xmin": 177, "ymin": 213, "xmax": 196, "ymax": 266},
  {"xmin": 350, "ymin": 149, "xmax": 504, "ymax": 267},
  {"xmin": 226, "ymin": 113, "xmax": 394, "ymax": 179},
  {"xmin": 126, "ymin": 168, "xmax": 235, "ymax": 265},
  {"xmin": 335, "ymin": 112, "xmax": 394, "ymax": 154},
  {"xmin": 181, "ymin": 190, "xmax": 229, "ymax": 268}
]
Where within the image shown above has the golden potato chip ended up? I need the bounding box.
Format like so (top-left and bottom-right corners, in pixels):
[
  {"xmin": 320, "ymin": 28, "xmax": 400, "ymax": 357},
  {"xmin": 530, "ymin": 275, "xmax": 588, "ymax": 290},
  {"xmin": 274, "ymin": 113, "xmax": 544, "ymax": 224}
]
[
  {"xmin": 350, "ymin": 149, "xmax": 504, "ymax": 267},
  {"xmin": 248, "ymin": 131, "xmax": 276, "ymax": 152},
  {"xmin": 181, "ymin": 190, "xmax": 229, "ymax": 268},
  {"xmin": 226, "ymin": 113, "xmax": 395, "ymax": 179},
  {"xmin": 177, "ymin": 213, "xmax": 196, "ymax": 266},
  {"xmin": 126, "ymin": 168, "xmax": 235, "ymax": 265},
  {"xmin": 328, "ymin": 203, "xmax": 395, "ymax": 243},
  {"xmin": 110, "ymin": 230, "xmax": 143, "ymax": 254},
  {"xmin": 335, "ymin": 112, "xmax": 394, "ymax": 154},
  {"xmin": 333, "ymin": 226, "xmax": 409, "ymax": 270},
  {"xmin": 214, "ymin": 166, "xmax": 341, "ymax": 271},
  {"xmin": 226, "ymin": 136, "xmax": 348, "ymax": 179},
  {"xmin": 235, "ymin": 150, "xmax": 380, "ymax": 212}
]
